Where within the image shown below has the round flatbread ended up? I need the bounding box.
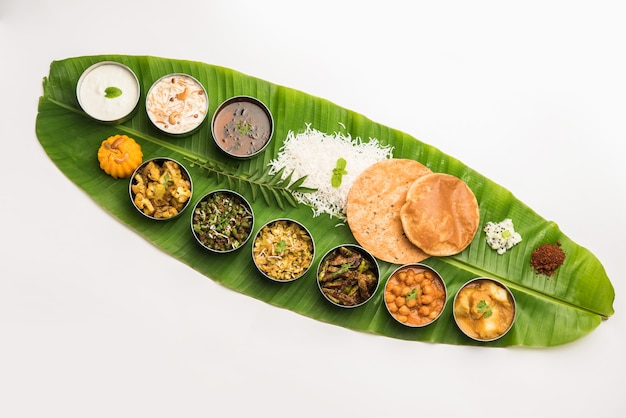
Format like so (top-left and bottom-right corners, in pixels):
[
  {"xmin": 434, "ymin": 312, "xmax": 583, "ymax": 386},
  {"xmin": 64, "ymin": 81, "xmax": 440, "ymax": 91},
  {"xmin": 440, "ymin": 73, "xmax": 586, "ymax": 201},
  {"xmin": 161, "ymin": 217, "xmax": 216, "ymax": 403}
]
[
  {"xmin": 400, "ymin": 173, "xmax": 479, "ymax": 256},
  {"xmin": 346, "ymin": 159, "xmax": 432, "ymax": 264}
]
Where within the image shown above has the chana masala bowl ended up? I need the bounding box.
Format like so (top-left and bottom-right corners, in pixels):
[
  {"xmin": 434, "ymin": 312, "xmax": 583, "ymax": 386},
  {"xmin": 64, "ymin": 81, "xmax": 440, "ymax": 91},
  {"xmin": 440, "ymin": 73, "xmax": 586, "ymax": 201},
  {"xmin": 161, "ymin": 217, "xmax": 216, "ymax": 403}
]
[
  {"xmin": 453, "ymin": 277, "xmax": 517, "ymax": 342},
  {"xmin": 317, "ymin": 244, "xmax": 380, "ymax": 308},
  {"xmin": 252, "ymin": 218, "xmax": 315, "ymax": 282},
  {"xmin": 129, "ymin": 157, "xmax": 193, "ymax": 221},
  {"xmin": 384, "ymin": 263, "xmax": 447, "ymax": 327}
]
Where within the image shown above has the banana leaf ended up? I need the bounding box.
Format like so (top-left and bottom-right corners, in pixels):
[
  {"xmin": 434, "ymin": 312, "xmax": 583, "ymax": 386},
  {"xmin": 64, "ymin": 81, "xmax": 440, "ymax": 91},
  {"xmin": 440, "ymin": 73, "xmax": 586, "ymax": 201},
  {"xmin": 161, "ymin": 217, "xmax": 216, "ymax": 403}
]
[{"xmin": 35, "ymin": 55, "xmax": 615, "ymax": 347}]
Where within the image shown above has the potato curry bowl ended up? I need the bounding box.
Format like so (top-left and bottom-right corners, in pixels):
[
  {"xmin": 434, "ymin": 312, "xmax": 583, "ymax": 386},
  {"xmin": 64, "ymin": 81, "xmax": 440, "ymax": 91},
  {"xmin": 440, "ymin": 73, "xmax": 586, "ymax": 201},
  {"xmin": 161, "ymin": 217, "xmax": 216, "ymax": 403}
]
[
  {"xmin": 129, "ymin": 157, "xmax": 193, "ymax": 220},
  {"xmin": 317, "ymin": 244, "xmax": 380, "ymax": 308},
  {"xmin": 453, "ymin": 277, "xmax": 516, "ymax": 342},
  {"xmin": 191, "ymin": 190, "xmax": 254, "ymax": 254},
  {"xmin": 252, "ymin": 219, "xmax": 315, "ymax": 282},
  {"xmin": 384, "ymin": 263, "xmax": 447, "ymax": 327}
]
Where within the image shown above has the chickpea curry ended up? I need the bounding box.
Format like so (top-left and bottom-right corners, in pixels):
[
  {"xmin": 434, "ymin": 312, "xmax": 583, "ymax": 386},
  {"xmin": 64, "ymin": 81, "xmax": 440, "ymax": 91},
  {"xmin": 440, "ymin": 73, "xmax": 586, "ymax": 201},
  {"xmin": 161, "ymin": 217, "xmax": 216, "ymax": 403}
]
[{"xmin": 384, "ymin": 265, "xmax": 446, "ymax": 327}]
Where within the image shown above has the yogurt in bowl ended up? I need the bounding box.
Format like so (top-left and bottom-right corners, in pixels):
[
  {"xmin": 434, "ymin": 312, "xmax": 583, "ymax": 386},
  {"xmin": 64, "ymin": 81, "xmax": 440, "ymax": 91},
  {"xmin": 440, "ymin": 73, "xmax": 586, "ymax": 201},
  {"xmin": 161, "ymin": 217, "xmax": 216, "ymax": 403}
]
[{"xmin": 76, "ymin": 61, "xmax": 140, "ymax": 124}]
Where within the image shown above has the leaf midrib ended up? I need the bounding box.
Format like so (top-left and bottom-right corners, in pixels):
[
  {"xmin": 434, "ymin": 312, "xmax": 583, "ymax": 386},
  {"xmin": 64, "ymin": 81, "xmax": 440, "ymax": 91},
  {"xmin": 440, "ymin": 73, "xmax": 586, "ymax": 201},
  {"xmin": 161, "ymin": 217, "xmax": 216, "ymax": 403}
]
[
  {"xmin": 441, "ymin": 256, "xmax": 609, "ymax": 319},
  {"xmin": 41, "ymin": 94, "xmax": 611, "ymax": 320}
]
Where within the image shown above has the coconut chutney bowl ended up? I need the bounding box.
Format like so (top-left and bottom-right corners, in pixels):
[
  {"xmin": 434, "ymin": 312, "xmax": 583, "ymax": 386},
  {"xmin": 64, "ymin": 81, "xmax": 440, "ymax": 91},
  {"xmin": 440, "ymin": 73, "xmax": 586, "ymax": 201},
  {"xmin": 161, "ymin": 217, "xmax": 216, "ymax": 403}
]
[
  {"xmin": 317, "ymin": 244, "xmax": 380, "ymax": 308},
  {"xmin": 191, "ymin": 189, "xmax": 255, "ymax": 254},
  {"xmin": 211, "ymin": 95, "xmax": 274, "ymax": 159},
  {"xmin": 76, "ymin": 61, "xmax": 140, "ymax": 124},
  {"xmin": 252, "ymin": 218, "xmax": 315, "ymax": 282},
  {"xmin": 453, "ymin": 277, "xmax": 517, "ymax": 342},
  {"xmin": 129, "ymin": 157, "xmax": 193, "ymax": 221},
  {"xmin": 146, "ymin": 73, "xmax": 209, "ymax": 136}
]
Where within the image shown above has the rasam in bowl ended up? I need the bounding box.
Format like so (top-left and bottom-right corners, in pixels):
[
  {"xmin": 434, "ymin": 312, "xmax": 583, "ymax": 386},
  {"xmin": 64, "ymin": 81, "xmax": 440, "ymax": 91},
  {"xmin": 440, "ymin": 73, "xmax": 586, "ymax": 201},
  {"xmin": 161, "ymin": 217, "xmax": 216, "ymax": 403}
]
[{"xmin": 211, "ymin": 95, "xmax": 274, "ymax": 158}]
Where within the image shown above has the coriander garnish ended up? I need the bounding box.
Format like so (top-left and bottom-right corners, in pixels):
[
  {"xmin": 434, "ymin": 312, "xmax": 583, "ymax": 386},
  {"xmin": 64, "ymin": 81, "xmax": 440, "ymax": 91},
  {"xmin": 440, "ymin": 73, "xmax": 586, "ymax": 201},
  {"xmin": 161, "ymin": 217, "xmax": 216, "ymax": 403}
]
[
  {"xmin": 405, "ymin": 288, "xmax": 419, "ymax": 301},
  {"xmin": 236, "ymin": 120, "xmax": 253, "ymax": 135},
  {"xmin": 477, "ymin": 300, "xmax": 493, "ymax": 318},
  {"xmin": 104, "ymin": 86, "xmax": 123, "ymax": 98},
  {"xmin": 331, "ymin": 157, "xmax": 348, "ymax": 188},
  {"xmin": 275, "ymin": 239, "xmax": 287, "ymax": 254}
]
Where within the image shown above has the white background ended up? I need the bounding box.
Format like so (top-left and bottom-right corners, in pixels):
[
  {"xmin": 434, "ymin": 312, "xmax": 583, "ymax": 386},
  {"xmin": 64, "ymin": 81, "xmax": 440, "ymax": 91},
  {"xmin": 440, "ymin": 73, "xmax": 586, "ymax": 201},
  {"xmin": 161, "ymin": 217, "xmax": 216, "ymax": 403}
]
[{"xmin": 1, "ymin": 1, "xmax": 624, "ymax": 417}]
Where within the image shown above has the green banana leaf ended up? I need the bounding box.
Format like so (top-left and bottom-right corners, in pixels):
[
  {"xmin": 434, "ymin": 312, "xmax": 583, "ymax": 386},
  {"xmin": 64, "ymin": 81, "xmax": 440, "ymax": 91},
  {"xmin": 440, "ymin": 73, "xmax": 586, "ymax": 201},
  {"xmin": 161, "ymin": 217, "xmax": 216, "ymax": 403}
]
[{"xmin": 36, "ymin": 55, "xmax": 615, "ymax": 347}]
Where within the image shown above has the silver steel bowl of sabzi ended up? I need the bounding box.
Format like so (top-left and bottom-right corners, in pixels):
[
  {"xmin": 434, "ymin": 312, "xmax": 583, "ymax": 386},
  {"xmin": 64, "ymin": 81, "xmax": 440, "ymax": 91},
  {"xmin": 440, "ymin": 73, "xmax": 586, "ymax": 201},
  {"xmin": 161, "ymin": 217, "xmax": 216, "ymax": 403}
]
[
  {"xmin": 191, "ymin": 189, "xmax": 254, "ymax": 254},
  {"xmin": 317, "ymin": 244, "xmax": 380, "ymax": 308},
  {"xmin": 251, "ymin": 218, "xmax": 315, "ymax": 282},
  {"xmin": 453, "ymin": 277, "xmax": 517, "ymax": 342},
  {"xmin": 129, "ymin": 157, "xmax": 193, "ymax": 220}
]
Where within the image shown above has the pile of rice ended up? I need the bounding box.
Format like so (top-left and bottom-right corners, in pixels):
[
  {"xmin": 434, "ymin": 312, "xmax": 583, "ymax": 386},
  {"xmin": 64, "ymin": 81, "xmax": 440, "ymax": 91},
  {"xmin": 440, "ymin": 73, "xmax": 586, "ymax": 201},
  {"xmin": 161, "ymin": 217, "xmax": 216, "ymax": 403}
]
[{"xmin": 268, "ymin": 124, "xmax": 393, "ymax": 218}]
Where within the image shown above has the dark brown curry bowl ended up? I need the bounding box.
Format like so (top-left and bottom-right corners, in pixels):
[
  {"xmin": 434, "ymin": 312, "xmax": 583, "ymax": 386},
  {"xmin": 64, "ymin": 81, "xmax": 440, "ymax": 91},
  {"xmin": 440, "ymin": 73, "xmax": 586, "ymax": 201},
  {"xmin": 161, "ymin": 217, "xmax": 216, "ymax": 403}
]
[
  {"xmin": 316, "ymin": 244, "xmax": 380, "ymax": 308},
  {"xmin": 191, "ymin": 189, "xmax": 254, "ymax": 254},
  {"xmin": 384, "ymin": 263, "xmax": 447, "ymax": 328},
  {"xmin": 129, "ymin": 157, "xmax": 193, "ymax": 221},
  {"xmin": 211, "ymin": 95, "xmax": 274, "ymax": 159},
  {"xmin": 251, "ymin": 218, "xmax": 315, "ymax": 283},
  {"xmin": 452, "ymin": 277, "xmax": 517, "ymax": 342}
]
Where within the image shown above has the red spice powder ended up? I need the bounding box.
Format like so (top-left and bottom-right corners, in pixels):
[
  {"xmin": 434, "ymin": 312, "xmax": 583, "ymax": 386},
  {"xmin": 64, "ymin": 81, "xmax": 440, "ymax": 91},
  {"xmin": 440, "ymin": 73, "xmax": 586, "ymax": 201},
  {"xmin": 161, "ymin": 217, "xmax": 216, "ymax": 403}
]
[{"xmin": 530, "ymin": 242, "xmax": 566, "ymax": 276}]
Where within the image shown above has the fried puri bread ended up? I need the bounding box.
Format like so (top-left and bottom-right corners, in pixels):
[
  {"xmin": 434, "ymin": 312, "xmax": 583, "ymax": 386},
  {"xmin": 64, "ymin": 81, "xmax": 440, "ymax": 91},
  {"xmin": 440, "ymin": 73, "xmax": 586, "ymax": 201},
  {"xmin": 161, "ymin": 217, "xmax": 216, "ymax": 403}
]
[
  {"xmin": 346, "ymin": 159, "xmax": 432, "ymax": 264},
  {"xmin": 400, "ymin": 173, "xmax": 479, "ymax": 256}
]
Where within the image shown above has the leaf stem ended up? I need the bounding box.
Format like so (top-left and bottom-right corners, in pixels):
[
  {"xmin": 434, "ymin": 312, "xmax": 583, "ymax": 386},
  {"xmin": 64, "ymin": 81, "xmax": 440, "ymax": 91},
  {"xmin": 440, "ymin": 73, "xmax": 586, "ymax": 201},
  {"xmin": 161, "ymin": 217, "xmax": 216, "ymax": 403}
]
[
  {"xmin": 42, "ymin": 95, "xmax": 316, "ymax": 209},
  {"xmin": 187, "ymin": 157, "xmax": 315, "ymax": 208}
]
